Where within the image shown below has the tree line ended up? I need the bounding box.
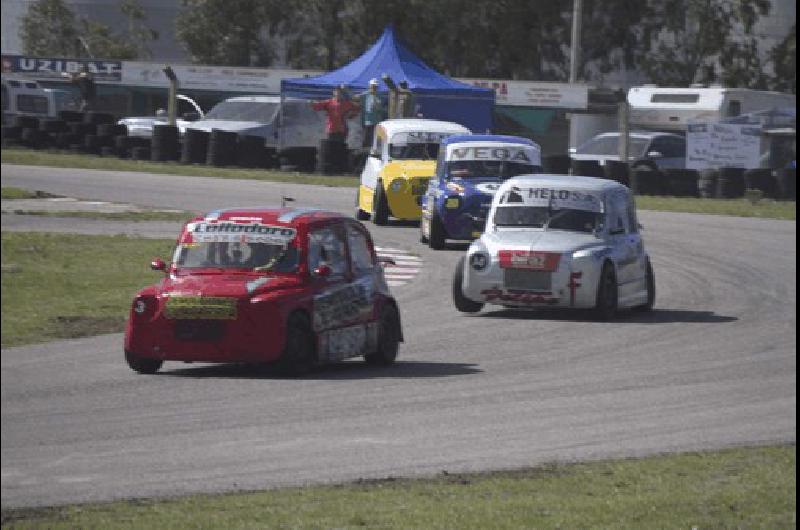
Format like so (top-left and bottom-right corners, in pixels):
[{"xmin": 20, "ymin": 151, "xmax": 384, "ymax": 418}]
[{"xmin": 20, "ymin": 0, "xmax": 796, "ymax": 93}]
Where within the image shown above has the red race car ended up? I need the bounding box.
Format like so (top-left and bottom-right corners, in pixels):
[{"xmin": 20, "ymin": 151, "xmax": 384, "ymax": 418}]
[{"xmin": 125, "ymin": 207, "xmax": 403, "ymax": 375}]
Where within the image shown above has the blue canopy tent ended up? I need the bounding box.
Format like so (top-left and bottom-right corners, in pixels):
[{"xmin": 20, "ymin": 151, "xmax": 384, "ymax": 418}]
[{"xmin": 281, "ymin": 26, "xmax": 494, "ymax": 133}]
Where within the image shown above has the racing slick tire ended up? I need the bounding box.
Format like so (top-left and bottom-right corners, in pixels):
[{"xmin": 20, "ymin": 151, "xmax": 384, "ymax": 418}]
[
  {"xmin": 372, "ymin": 181, "xmax": 390, "ymax": 226},
  {"xmin": 452, "ymin": 256, "xmax": 484, "ymax": 313},
  {"xmin": 594, "ymin": 262, "xmax": 618, "ymax": 321},
  {"xmin": 277, "ymin": 313, "xmax": 316, "ymax": 376},
  {"xmin": 428, "ymin": 211, "xmax": 446, "ymax": 250},
  {"xmin": 365, "ymin": 304, "xmax": 401, "ymax": 365},
  {"xmin": 634, "ymin": 259, "xmax": 656, "ymax": 312},
  {"xmin": 355, "ymin": 188, "xmax": 370, "ymax": 220},
  {"xmin": 125, "ymin": 350, "xmax": 163, "ymax": 374}
]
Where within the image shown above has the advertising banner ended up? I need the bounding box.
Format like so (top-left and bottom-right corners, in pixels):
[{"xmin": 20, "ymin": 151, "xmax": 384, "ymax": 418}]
[
  {"xmin": 459, "ymin": 78, "xmax": 589, "ymax": 109},
  {"xmin": 687, "ymin": 122, "xmax": 762, "ymax": 169},
  {"xmin": 1, "ymin": 54, "xmax": 122, "ymax": 81}
]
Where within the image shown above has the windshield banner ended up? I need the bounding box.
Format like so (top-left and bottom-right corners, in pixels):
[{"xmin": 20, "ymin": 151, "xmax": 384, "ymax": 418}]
[
  {"xmin": 391, "ymin": 131, "xmax": 454, "ymax": 145},
  {"xmin": 186, "ymin": 222, "xmax": 296, "ymax": 244},
  {"xmin": 501, "ymin": 187, "xmax": 603, "ymax": 212},
  {"xmin": 446, "ymin": 144, "xmax": 540, "ymax": 165}
]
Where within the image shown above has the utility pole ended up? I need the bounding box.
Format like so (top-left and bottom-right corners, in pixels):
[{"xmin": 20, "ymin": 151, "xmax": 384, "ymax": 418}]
[{"xmin": 569, "ymin": 0, "xmax": 583, "ymax": 84}]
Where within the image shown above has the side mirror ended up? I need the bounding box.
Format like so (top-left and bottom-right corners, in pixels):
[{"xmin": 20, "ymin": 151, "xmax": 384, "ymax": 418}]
[
  {"xmin": 646, "ymin": 151, "xmax": 663, "ymax": 158},
  {"xmin": 150, "ymin": 258, "xmax": 167, "ymax": 272},
  {"xmin": 313, "ymin": 264, "xmax": 332, "ymax": 278},
  {"xmin": 369, "ymin": 149, "xmax": 380, "ymax": 158}
]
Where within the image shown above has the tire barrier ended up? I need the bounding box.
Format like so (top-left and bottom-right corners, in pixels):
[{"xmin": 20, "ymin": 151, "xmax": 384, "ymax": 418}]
[
  {"xmin": 13, "ymin": 116, "xmax": 39, "ymax": 129},
  {"xmin": 774, "ymin": 168, "xmax": 796, "ymax": 201},
  {"xmin": 570, "ymin": 158, "xmax": 604, "ymax": 178},
  {"xmin": 20, "ymin": 127, "xmax": 47, "ymax": 149},
  {"xmin": 55, "ymin": 132, "xmax": 81, "ymax": 149},
  {"xmin": 1, "ymin": 126, "xmax": 22, "ymax": 141},
  {"xmin": 68, "ymin": 122, "xmax": 94, "ymax": 136},
  {"xmin": 39, "ymin": 119, "xmax": 68, "ymax": 134},
  {"xmin": 100, "ymin": 146, "xmax": 117, "ymax": 157},
  {"xmin": 543, "ymin": 154, "xmax": 571, "ymax": 174},
  {"xmin": 603, "ymin": 160, "xmax": 630, "ymax": 186},
  {"xmin": 743, "ymin": 169, "xmax": 779, "ymax": 199},
  {"xmin": 151, "ymin": 124, "xmax": 180, "ymax": 162},
  {"xmin": 83, "ymin": 111, "xmax": 115, "ymax": 125},
  {"xmin": 96, "ymin": 124, "xmax": 126, "ymax": 137},
  {"xmin": 83, "ymin": 134, "xmax": 102, "ymax": 154},
  {"xmin": 236, "ymin": 134, "xmax": 267, "ymax": 168},
  {"xmin": 697, "ymin": 169, "xmax": 718, "ymax": 199},
  {"xmin": 206, "ymin": 129, "xmax": 237, "ymax": 167},
  {"xmin": 317, "ymin": 139, "xmax": 348, "ymax": 174},
  {"xmin": 264, "ymin": 147, "xmax": 278, "ymax": 169},
  {"xmin": 58, "ymin": 110, "xmax": 84, "ymax": 123},
  {"xmin": 663, "ymin": 168, "xmax": 700, "ymax": 197},
  {"xmin": 632, "ymin": 168, "xmax": 666, "ymax": 196},
  {"xmin": 715, "ymin": 167, "xmax": 746, "ymax": 199},
  {"xmin": 130, "ymin": 146, "xmax": 151, "ymax": 160},
  {"xmin": 180, "ymin": 129, "xmax": 209, "ymax": 164}
]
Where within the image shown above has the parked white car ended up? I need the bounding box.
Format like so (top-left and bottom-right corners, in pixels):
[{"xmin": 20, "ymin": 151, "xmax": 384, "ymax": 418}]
[
  {"xmin": 570, "ymin": 131, "xmax": 686, "ymax": 170},
  {"xmin": 117, "ymin": 94, "xmax": 204, "ymax": 137},
  {"xmin": 453, "ymin": 174, "xmax": 655, "ymax": 319}
]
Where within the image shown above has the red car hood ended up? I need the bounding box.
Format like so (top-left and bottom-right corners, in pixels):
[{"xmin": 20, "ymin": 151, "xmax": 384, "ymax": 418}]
[{"xmin": 160, "ymin": 272, "xmax": 302, "ymax": 298}]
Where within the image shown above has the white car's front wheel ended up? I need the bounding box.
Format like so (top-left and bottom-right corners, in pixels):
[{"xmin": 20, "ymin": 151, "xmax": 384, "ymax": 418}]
[{"xmin": 452, "ymin": 256, "xmax": 483, "ymax": 313}]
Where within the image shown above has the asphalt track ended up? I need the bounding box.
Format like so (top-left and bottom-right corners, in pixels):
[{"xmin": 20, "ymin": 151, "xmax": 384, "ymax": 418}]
[{"xmin": 1, "ymin": 163, "xmax": 796, "ymax": 508}]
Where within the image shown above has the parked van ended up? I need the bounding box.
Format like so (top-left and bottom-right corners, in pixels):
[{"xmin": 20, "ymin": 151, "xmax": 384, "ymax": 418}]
[
  {"xmin": 186, "ymin": 95, "xmax": 359, "ymax": 171},
  {"xmin": 1, "ymin": 77, "xmax": 80, "ymax": 125},
  {"xmin": 627, "ymin": 86, "xmax": 796, "ymax": 132}
]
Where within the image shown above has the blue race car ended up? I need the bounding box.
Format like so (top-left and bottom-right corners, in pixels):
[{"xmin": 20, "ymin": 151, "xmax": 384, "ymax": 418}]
[{"xmin": 420, "ymin": 134, "xmax": 542, "ymax": 249}]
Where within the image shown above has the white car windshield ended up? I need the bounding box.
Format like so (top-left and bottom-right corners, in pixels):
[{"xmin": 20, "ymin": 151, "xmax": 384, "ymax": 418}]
[
  {"xmin": 389, "ymin": 142, "xmax": 440, "ymax": 160},
  {"xmin": 205, "ymin": 101, "xmax": 279, "ymax": 122},
  {"xmin": 577, "ymin": 136, "xmax": 649, "ymax": 158},
  {"xmin": 494, "ymin": 206, "xmax": 602, "ymax": 233},
  {"xmin": 172, "ymin": 241, "xmax": 298, "ymax": 271}
]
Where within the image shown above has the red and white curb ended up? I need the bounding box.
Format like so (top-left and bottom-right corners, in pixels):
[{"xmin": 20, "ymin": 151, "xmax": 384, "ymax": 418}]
[{"xmin": 376, "ymin": 247, "xmax": 422, "ymax": 288}]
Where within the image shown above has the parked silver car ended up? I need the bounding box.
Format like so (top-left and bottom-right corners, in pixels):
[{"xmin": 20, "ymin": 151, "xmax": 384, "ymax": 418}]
[
  {"xmin": 570, "ymin": 131, "xmax": 687, "ymax": 170},
  {"xmin": 117, "ymin": 94, "xmax": 204, "ymax": 137}
]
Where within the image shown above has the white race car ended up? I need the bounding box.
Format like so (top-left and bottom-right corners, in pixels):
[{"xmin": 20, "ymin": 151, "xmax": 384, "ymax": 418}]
[{"xmin": 453, "ymin": 174, "xmax": 655, "ymax": 319}]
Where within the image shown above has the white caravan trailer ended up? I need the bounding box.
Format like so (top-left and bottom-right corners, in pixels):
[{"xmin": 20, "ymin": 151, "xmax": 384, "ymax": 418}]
[{"xmin": 627, "ymin": 86, "xmax": 796, "ymax": 132}]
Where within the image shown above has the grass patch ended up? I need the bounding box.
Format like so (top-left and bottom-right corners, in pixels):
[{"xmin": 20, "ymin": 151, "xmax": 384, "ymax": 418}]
[
  {"xmin": 2, "ymin": 147, "xmax": 359, "ymax": 188},
  {"xmin": 6, "ymin": 209, "xmax": 197, "ymax": 222},
  {"xmin": 1, "ymin": 187, "xmax": 62, "ymax": 200},
  {"xmin": 1, "ymin": 445, "xmax": 794, "ymax": 529},
  {"xmin": 636, "ymin": 195, "xmax": 796, "ymax": 220},
  {"xmin": 1, "ymin": 232, "xmax": 174, "ymax": 347}
]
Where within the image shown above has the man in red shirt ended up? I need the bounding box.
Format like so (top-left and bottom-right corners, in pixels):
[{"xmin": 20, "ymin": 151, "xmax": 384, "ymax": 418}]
[{"xmin": 311, "ymin": 85, "xmax": 360, "ymax": 143}]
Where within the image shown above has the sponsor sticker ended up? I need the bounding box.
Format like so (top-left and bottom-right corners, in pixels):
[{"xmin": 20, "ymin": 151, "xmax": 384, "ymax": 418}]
[
  {"xmin": 447, "ymin": 145, "xmax": 539, "ymax": 164},
  {"xmin": 498, "ymin": 250, "xmax": 561, "ymax": 271},
  {"xmin": 164, "ymin": 297, "xmax": 238, "ymax": 320},
  {"xmin": 187, "ymin": 222, "xmax": 296, "ymax": 244},
  {"xmin": 502, "ymin": 187, "xmax": 603, "ymax": 212}
]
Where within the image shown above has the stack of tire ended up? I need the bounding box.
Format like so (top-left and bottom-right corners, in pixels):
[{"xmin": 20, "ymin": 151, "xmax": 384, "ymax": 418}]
[
  {"xmin": 663, "ymin": 169, "xmax": 699, "ymax": 197},
  {"xmin": 94, "ymin": 124, "xmax": 127, "ymax": 156},
  {"xmin": 317, "ymin": 139, "xmax": 348, "ymax": 174},
  {"xmin": 81, "ymin": 112, "xmax": 116, "ymax": 155},
  {"xmin": 180, "ymin": 129, "xmax": 209, "ymax": 164},
  {"xmin": 697, "ymin": 169, "xmax": 718, "ymax": 198},
  {"xmin": 235, "ymin": 134, "xmax": 268, "ymax": 168},
  {"xmin": 151, "ymin": 124, "xmax": 180, "ymax": 162},
  {"xmin": 205, "ymin": 129, "xmax": 237, "ymax": 167},
  {"xmin": 631, "ymin": 166, "xmax": 665, "ymax": 196},
  {"xmin": 774, "ymin": 168, "xmax": 796, "ymax": 200},
  {"xmin": 603, "ymin": 160, "xmax": 630, "ymax": 186},
  {"xmin": 715, "ymin": 167, "xmax": 746, "ymax": 199},
  {"xmin": 570, "ymin": 159, "xmax": 604, "ymax": 178},
  {"xmin": 543, "ymin": 154, "xmax": 571, "ymax": 175},
  {"xmin": 115, "ymin": 134, "xmax": 150, "ymax": 159},
  {"xmin": 2, "ymin": 116, "xmax": 39, "ymax": 147}
]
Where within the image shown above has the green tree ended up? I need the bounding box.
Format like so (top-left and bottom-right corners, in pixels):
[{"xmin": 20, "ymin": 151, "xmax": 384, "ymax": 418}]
[
  {"xmin": 20, "ymin": 0, "xmax": 157, "ymax": 59},
  {"xmin": 768, "ymin": 25, "xmax": 796, "ymax": 93},
  {"xmin": 175, "ymin": 0, "xmax": 286, "ymax": 66},
  {"xmin": 635, "ymin": 0, "xmax": 771, "ymax": 87},
  {"xmin": 20, "ymin": 0, "xmax": 82, "ymax": 57}
]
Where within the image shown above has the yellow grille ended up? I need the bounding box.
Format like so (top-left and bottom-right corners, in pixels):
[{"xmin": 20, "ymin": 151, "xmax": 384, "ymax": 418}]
[{"xmin": 164, "ymin": 297, "xmax": 238, "ymax": 320}]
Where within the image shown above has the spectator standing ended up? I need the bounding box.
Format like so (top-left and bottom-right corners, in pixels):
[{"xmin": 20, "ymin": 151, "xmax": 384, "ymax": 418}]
[
  {"xmin": 396, "ymin": 80, "xmax": 417, "ymax": 118},
  {"xmin": 311, "ymin": 85, "xmax": 360, "ymax": 143},
  {"xmin": 360, "ymin": 78, "xmax": 384, "ymax": 148},
  {"xmin": 70, "ymin": 65, "xmax": 96, "ymax": 111}
]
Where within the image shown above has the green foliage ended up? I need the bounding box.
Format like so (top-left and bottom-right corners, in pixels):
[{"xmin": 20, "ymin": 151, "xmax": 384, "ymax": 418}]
[
  {"xmin": 19, "ymin": 0, "xmax": 157, "ymax": 60},
  {"xmin": 768, "ymin": 25, "xmax": 796, "ymax": 93}
]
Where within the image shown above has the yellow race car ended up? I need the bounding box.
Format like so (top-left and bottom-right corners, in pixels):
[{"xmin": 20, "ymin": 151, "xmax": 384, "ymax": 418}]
[{"xmin": 356, "ymin": 119, "xmax": 470, "ymax": 225}]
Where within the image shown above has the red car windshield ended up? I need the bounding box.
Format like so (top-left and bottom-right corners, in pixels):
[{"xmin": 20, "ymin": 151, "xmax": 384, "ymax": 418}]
[{"xmin": 172, "ymin": 241, "xmax": 299, "ymax": 272}]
